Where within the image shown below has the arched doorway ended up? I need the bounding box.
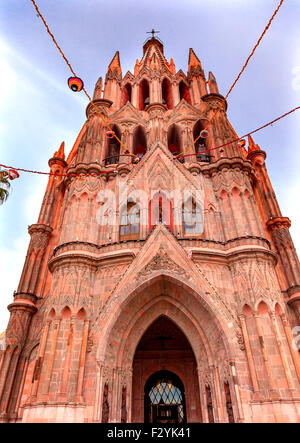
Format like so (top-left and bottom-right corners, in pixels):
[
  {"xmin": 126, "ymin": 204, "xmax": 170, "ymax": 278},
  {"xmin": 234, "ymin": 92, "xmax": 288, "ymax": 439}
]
[
  {"xmin": 132, "ymin": 315, "xmax": 202, "ymax": 422},
  {"xmin": 96, "ymin": 274, "xmax": 237, "ymax": 423},
  {"xmin": 144, "ymin": 370, "xmax": 186, "ymax": 424}
]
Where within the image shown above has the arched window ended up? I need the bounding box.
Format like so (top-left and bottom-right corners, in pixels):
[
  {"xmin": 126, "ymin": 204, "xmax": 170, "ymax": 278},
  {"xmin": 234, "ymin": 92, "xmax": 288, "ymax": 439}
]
[
  {"xmin": 162, "ymin": 78, "xmax": 173, "ymax": 109},
  {"xmin": 105, "ymin": 124, "xmax": 121, "ymax": 165},
  {"xmin": 132, "ymin": 126, "xmax": 147, "ymax": 159},
  {"xmin": 193, "ymin": 120, "xmax": 211, "ymax": 163},
  {"xmin": 144, "ymin": 370, "xmax": 186, "ymax": 423},
  {"xmin": 182, "ymin": 198, "xmax": 203, "ymax": 235},
  {"xmin": 121, "ymin": 83, "xmax": 132, "ymax": 107},
  {"xmin": 119, "ymin": 202, "xmax": 140, "ymax": 241},
  {"xmin": 167, "ymin": 124, "xmax": 184, "ymax": 163},
  {"xmin": 179, "ymin": 81, "xmax": 191, "ymax": 104},
  {"xmin": 139, "ymin": 79, "xmax": 150, "ymax": 110},
  {"xmin": 149, "ymin": 192, "xmax": 173, "ymax": 232}
]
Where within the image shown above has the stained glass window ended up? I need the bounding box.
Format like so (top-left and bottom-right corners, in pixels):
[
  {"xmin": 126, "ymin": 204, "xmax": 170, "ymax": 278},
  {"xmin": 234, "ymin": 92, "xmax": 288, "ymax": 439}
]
[{"xmin": 148, "ymin": 379, "xmax": 184, "ymax": 422}]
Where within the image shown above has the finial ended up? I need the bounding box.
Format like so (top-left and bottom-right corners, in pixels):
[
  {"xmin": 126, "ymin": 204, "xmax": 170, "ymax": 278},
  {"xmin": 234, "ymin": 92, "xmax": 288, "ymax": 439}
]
[
  {"xmin": 147, "ymin": 29, "xmax": 160, "ymax": 38},
  {"xmin": 247, "ymin": 134, "xmax": 261, "ymax": 152},
  {"xmin": 54, "ymin": 141, "xmax": 65, "ymax": 160}
]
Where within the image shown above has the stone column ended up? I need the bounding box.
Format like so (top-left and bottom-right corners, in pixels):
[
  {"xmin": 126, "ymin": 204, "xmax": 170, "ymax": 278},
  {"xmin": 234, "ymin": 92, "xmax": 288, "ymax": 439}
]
[
  {"xmin": 0, "ymin": 293, "xmax": 37, "ymax": 417},
  {"xmin": 269, "ymin": 312, "xmax": 294, "ymax": 390},
  {"xmin": 146, "ymin": 103, "xmax": 167, "ymax": 146},
  {"xmin": 239, "ymin": 315, "xmax": 260, "ymax": 392},
  {"xmin": 75, "ymin": 320, "xmax": 89, "ymax": 403}
]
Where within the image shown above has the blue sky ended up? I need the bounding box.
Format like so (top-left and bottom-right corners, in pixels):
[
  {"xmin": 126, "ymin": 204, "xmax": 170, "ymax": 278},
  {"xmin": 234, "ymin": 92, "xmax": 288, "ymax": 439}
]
[{"xmin": 0, "ymin": 0, "xmax": 300, "ymax": 328}]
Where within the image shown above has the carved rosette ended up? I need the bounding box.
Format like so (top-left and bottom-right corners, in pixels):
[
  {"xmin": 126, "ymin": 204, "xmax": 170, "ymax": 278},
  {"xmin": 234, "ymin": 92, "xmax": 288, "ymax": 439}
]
[{"xmin": 136, "ymin": 251, "xmax": 190, "ymax": 282}]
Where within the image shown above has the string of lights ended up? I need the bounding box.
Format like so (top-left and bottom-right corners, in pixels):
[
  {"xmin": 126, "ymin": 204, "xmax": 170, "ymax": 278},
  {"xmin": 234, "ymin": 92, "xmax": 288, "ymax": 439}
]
[
  {"xmin": 175, "ymin": 0, "xmax": 285, "ymax": 157},
  {"xmin": 29, "ymin": 0, "xmax": 285, "ymax": 164},
  {"xmin": 1, "ymin": 104, "xmax": 299, "ymax": 177},
  {"xmin": 29, "ymin": 0, "xmax": 137, "ymax": 158}
]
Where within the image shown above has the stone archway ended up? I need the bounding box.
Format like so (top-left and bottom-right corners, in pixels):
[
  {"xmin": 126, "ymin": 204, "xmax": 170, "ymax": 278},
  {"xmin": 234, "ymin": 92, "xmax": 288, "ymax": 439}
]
[
  {"xmin": 133, "ymin": 316, "xmax": 201, "ymax": 423},
  {"xmin": 95, "ymin": 274, "xmax": 239, "ymax": 423}
]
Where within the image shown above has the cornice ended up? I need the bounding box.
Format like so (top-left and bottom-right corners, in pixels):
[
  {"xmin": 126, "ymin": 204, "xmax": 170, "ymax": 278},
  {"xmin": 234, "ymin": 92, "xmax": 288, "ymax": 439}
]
[
  {"xmin": 266, "ymin": 216, "xmax": 291, "ymax": 231},
  {"xmin": 201, "ymin": 156, "xmax": 254, "ymax": 177},
  {"xmin": 50, "ymin": 235, "xmax": 273, "ymax": 272},
  {"xmin": 201, "ymin": 93, "xmax": 228, "ymax": 111}
]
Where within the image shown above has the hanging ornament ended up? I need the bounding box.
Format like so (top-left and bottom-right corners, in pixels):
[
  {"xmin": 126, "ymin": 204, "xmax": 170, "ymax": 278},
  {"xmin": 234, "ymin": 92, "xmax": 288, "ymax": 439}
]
[
  {"xmin": 124, "ymin": 149, "xmax": 130, "ymax": 155},
  {"xmin": 113, "ymin": 169, "xmax": 118, "ymax": 175},
  {"xmin": 8, "ymin": 169, "xmax": 19, "ymax": 180},
  {"xmin": 77, "ymin": 176, "xmax": 85, "ymax": 182},
  {"xmin": 238, "ymin": 139, "xmax": 246, "ymax": 148},
  {"xmin": 106, "ymin": 130, "xmax": 115, "ymax": 138},
  {"xmin": 67, "ymin": 76, "xmax": 84, "ymax": 92},
  {"xmin": 133, "ymin": 157, "xmax": 140, "ymax": 164},
  {"xmin": 200, "ymin": 129, "xmax": 209, "ymax": 139}
]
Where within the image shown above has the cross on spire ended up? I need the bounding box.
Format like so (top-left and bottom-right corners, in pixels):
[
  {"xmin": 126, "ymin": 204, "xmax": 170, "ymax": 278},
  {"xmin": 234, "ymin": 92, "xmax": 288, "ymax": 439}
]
[{"xmin": 147, "ymin": 28, "xmax": 160, "ymax": 38}]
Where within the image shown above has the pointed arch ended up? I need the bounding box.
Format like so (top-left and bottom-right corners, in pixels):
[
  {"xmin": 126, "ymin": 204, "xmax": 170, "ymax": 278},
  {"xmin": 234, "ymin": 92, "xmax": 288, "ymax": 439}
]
[
  {"xmin": 149, "ymin": 191, "xmax": 173, "ymax": 232},
  {"xmin": 48, "ymin": 308, "xmax": 56, "ymax": 320},
  {"xmin": 119, "ymin": 201, "xmax": 140, "ymax": 241},
  {"xmin": 182, "ymin": 195, "xmax": 203, "ymax": 236},
  {"xmin": 167, "ymin": 124, "xmax": 183, "ymax": 160},
  {"xmin": 62, "ymin": 306, "xmax": 71, "ymax": 319},
  {"xmin": 121, "ymin": 83, "xmax": 132, "ymax": 107},
  {"xmin": 96, "ymin": 273, "xmax": 235, "ymax": 367},
  {"xmin": 179, "ymin": 80, "xmax": 191, "ymax": 104},
  {"xmin": 139, "ymin": 79, "xmax": 150, "ymax": 110},
  {"xmin": 162, "ymin": 78, "xmax": 173, "ymax": 109},
  {"xmin": 132, "ymin": 125, "xmax": 147, "ymax": 156},
  {"xmin": 193, "ymin": 119, "xmax": 211, "ymax": 163},
  {"xmin": 105, "ymin": 124, "xmax": 121, "ymax": 165},
  {"xmin": 77, "ymin": 308, "xmax": 86, "ymax": 320}
]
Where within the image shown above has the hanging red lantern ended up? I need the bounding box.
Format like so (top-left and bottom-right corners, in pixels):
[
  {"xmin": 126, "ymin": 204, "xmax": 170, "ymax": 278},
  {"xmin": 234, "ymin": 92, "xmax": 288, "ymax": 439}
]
[
  {"xmin": 200, "ymin": 129, "xmax": 209, "ymax": 139},
  {"xmin": 67, "ymin": 76, "xmax": 84, "ymax": 92},
  {"xmin": 106, "ymin": 130, "xmax": 115, "ymax": 138},
  {"xmin": 8, "ymin": 169, "xmax": 19, "ymax": 180},
  {"xmin": 238, "ymin": 139, "xmax": 246, "ymax": 148}
]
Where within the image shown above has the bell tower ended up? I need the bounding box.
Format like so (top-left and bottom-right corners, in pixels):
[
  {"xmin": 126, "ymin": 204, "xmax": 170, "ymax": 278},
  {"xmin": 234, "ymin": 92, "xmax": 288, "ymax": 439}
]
[{"xmin": 0, "ymin": 35, "xmax": 300, "ymax": 423}]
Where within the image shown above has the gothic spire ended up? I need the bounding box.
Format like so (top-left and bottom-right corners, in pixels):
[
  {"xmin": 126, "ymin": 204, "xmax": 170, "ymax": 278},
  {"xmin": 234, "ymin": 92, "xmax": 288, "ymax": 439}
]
[
  {"xmin": 188, "ymin": 48, "xmax": 202, "ymax": 71},
  {"xmin": 54, "ymin": 141, "xmax": 65, "ymax": 160},
  {"xmin": 107, "ymin": 51, "xmax": 122, "ymax": 76}
]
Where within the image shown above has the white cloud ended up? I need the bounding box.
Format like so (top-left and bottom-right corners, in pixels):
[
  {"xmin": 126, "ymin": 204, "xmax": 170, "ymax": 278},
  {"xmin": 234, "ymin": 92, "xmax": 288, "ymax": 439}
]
[{"xmin": 0, "ymin": 235, "xmax": 28, "ymax": 330}]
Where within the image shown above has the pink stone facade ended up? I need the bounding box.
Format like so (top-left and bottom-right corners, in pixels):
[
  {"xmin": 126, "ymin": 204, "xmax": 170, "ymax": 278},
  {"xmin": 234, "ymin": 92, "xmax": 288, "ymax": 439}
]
[{"xmin": 0, "ymin": 37, "xmax": 300, "ymax": 423}]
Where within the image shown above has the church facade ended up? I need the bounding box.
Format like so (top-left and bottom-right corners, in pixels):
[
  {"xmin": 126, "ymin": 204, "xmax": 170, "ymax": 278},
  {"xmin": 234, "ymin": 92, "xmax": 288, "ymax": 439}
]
[{"xmin": 0, "ymin": 36, "xmax": 300, "ymax": 423}]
